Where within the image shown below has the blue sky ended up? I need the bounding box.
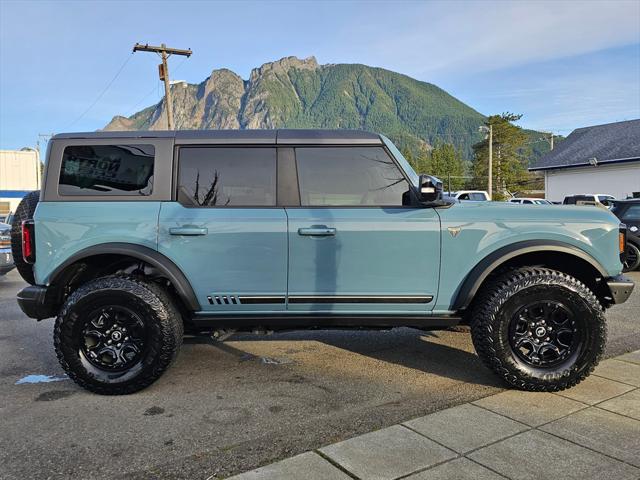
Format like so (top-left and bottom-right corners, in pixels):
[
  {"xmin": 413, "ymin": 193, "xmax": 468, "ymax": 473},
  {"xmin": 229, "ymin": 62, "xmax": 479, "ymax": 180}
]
[{"xmin": 1, "ymin": 0, "xmax": 639, "ymax": 149}]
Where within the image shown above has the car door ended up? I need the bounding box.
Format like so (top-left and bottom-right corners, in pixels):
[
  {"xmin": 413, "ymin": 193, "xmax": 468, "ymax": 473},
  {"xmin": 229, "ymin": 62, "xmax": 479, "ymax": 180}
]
[
  {"xmin": 286, "ymin": 146, "xmax": 440, "ymax": 314},
  {"xmin": 158, "ymin": 146, "xmax": 288, "ymax": 312},
  {"xmin": 622, "ymin": 203, "xmax": 640, "ymax": 238}
]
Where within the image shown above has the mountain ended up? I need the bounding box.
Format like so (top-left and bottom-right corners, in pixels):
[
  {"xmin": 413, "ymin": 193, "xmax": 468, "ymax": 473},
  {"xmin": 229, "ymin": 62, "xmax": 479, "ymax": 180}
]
[{"xmin": 104, "ymin": 56, "xmax": 550, "ymax": 160}]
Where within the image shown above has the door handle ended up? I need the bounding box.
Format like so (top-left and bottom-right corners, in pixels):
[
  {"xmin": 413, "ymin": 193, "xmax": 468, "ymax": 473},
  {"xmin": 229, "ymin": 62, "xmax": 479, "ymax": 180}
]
[
  {"xmin": 298, "ymin": 226, "xmax": 336, "ymax": 236},
  {"xmin": 169, "ymin": 226, "xmax": 208, "ymax": 236}
]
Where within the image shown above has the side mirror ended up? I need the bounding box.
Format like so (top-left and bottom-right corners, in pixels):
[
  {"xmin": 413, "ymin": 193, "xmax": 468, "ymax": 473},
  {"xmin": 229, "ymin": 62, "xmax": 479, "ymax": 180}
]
[{"xmin": 417, "ymin": 174, "xmax": 443, "ymax": 203}]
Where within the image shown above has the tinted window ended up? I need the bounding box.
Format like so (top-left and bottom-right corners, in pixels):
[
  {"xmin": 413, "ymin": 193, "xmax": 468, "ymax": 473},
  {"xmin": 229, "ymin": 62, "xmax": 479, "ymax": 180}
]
[
  {"xmin": 59, "ymin": 145, "xmax": 154, "ymax": 195},
  {"xmin": 469, "ymin": 193, "xmax": 487, "ymax": 201},
  {"xmin": 178, "ymin": 147, "xmax": 276, "ymax": 207},
  {"xmin": 622, "ymin": 204, "xmax": 640, "ymax": 222},
  {"xmin": 296, "ymin": 147, "xmax": 410, "ymax": 206}
]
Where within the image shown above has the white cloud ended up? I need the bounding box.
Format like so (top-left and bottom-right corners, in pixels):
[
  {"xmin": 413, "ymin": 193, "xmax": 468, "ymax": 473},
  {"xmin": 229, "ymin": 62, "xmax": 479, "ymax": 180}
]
[{"xmin": 358, "ymin": 0, "xmax": 640, "ymax": 77}]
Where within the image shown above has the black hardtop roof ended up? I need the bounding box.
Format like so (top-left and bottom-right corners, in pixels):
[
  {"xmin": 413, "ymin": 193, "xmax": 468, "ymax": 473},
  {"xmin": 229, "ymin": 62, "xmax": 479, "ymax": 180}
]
[{"xmin": 52, "ymin": 129, "xmax": 384, "ymax": 145}]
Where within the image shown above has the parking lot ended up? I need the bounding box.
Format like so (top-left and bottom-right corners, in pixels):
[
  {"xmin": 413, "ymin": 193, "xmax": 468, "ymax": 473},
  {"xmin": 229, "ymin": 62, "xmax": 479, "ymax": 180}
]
[{"xmin": 1, "ymin": 269, "xmax": 639, "ymax": 479}]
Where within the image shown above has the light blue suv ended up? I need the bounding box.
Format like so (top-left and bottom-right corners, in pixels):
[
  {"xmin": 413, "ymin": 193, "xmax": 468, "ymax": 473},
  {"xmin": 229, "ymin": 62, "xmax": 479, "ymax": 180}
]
[{"xmin": 12, "ymin": 129, "xmax": 634, "ymax": 394}]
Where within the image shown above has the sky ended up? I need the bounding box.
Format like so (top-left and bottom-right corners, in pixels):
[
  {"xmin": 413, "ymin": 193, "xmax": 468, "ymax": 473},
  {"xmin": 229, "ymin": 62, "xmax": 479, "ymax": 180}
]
[{"xmin": 1, "ymin": 0, "xmax": 639, "ymax": 149}]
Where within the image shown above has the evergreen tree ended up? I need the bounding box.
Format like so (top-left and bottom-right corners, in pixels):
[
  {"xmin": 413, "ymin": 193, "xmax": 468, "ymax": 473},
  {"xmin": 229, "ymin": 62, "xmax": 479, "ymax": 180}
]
[
  {"xmin": 425, "ymin": 142, "xmax": 466, "ymax": 191},
  {"xmin": 405, "ymin": 142, "xmax": 467, "ymax": 191},
  {"xmin": 473, "ymin": 113, "xmax": 531, "ymax": 200}
]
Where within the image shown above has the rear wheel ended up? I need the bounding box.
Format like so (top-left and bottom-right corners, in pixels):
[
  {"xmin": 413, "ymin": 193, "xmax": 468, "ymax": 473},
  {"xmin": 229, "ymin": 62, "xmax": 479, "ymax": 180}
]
[
  {"xmin": 623, "ymin": 242, "xmax": 640, "ymax": 272},
  {"xmin": 54, "ymin": 275, "xmax": 183, "ymax": 395},
  {"xmin": 10, "ymin": 191, "xmax": 39, "ymax": 284},
  {"xmin": 470, "ymin": 267, "xmax": 606, "ymax": 391}
]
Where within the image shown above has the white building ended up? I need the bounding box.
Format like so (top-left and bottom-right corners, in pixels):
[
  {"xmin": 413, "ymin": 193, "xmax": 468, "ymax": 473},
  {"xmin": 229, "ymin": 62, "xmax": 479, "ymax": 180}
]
[
  {"xmin": 0, "ymin": 149, "xmax": 42, "ymax": 216},
  {"xmin": 530, "ymin": 119, "xmax": 640, "ymax": 202}
]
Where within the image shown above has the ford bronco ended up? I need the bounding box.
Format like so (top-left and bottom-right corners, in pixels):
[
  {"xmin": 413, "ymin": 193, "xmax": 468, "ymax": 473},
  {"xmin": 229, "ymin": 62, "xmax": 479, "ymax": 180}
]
[{"xmin": 12, "ymin": 129, "xmax": 634, "ymax": 395}]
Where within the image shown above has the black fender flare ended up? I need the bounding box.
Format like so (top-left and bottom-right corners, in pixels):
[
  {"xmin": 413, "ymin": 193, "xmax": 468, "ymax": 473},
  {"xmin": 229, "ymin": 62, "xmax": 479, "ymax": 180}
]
[
  {"xmin": 451, "ymin": 240, "xmax": 609, "ymax": 311},
  {"xmin": 49, "ymin": 243, "xmax": 200, "ymax": 311}
]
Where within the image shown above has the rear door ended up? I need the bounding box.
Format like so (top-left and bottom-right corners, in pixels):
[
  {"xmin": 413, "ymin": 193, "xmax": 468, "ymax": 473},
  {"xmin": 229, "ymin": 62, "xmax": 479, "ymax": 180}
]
[
  {"xmin": 286, "ymin": 146, "xmax": 440, "ymax": 314},
  {"xmin": 158, "ymin": 146, "xmax": 288, "ymax": 312}
]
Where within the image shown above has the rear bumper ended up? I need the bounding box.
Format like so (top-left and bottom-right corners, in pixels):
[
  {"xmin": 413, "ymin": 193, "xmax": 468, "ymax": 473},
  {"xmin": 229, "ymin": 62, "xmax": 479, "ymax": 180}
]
[
  {"xmin": 606, "ymin": 275, "xmax": 635, "ymax": 304},
  {"xmin": 17, "ymin": 285, "xmax": 58, "ymax": 320}
]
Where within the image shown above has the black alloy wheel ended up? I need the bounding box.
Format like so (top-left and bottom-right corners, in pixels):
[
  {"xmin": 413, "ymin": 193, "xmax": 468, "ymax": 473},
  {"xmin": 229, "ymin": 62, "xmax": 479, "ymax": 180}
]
[
  {"xmin": 508, "ymin": 301, "xmax": 582, "ymax": 368},
  {"xmin": 80, "ymin": 306, "xmax": 148, "ymax": 372}
]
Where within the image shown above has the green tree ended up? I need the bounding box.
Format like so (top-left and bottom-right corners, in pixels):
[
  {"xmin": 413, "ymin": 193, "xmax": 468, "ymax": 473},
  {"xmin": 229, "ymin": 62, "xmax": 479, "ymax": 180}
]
[
  {"xmin": 404, "ymin": 142, "xmax": 467, "ymax": 191},
  {"xmin": 473, "ymin": 113, "xmax": 531, "ymax": 200},
  {"xmin": 425, "ymin": 142, "xmax": 467, "ymax": 191}
]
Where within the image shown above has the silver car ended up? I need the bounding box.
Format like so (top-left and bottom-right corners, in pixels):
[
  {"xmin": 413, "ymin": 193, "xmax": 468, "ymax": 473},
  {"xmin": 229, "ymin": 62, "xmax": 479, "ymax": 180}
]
[{"xmin": 0, "ymin": 222, "xmax": 14, "ymax": 275}]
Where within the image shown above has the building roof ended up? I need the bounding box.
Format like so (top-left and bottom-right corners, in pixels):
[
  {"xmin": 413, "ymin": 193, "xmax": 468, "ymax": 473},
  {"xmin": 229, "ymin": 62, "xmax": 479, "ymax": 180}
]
[
  {"xmin": 52, "ymin": 129, "xmax": 383, "ymax": 145},
  {"xmin": 530, "ymin": 119, "xmax": 640, "ymax": 171}
]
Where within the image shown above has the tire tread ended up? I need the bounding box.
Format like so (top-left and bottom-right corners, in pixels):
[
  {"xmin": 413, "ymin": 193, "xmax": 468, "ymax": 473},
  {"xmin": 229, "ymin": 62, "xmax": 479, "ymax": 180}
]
[{"xmin": 470, "ymin": 267, "xmax": 606, "ymax": 392}]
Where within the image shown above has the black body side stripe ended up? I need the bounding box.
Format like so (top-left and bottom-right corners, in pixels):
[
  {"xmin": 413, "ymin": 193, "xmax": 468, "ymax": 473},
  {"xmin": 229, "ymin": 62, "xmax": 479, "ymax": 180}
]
[{"xmin": 288, "ymin": 295, "xmax": 433, "ymax": 304}]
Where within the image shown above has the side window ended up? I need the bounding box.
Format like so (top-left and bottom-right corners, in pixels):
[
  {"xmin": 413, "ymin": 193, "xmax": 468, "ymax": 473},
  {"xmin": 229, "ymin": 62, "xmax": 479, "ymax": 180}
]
[
  {"xmin": 59, "ymin": 144, "xmax": 154, "ymax": 195},
  {"xmin": 295, "ymin": 147, "xmax": 410, "ymax": 206},
  {"xmin": 178, "ymin": 147, "xmax": 276, "ymax": 207},
  {"xmin": 523, "ymin": 199, "xmax": 533, "ymax": 204},
  {"xmin": 469, "ymin": 193, "xmax": 487, "ymax": 201},
  {"xmin": 458, "ymin": 193, "xmax": 470, "ymax": 200},
  {"xmin": 623, "ymin": 204, "xmax": 640, "ymax": 222}
]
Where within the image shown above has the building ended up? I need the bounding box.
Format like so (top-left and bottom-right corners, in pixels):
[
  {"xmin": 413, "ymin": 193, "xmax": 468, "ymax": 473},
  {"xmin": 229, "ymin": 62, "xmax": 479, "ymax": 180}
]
[
  {"xmin": 530, "ymin": 119, "xmax": 640, "ymax": 201},
  {"xmin": 0, "ymin": 149, "xmax": 42, "ymax": 216}
]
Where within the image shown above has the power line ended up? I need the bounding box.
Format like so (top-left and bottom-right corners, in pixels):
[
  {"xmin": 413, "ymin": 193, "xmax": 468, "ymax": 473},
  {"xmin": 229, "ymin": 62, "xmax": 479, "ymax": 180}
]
[
  {"xmin": 124, "ymin": 56, "xmax": 189, "ymax": 117},
  {"xmin": 132, "ymin": 43, "xmax": 192, "ymax": 129},
  {"xmin": 66, "ymin": 54, "xmax": 133, "ymax": 129}
]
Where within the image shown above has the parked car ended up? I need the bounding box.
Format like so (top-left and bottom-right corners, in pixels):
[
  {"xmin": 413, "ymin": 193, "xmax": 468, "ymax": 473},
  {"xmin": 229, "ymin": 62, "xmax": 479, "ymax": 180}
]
[
  {"xmin": 563, "ymin": 194, "xmax": 615, "ymax": 208},
  {"xmin": 12, "ymin": 129, "xmax": 633, "ymax": 395},
  {"xmin": 0, "ymin": 222, "xmax": 14, "ymax": 276},
  {"xmin": 508, "ymin": 198, "xmax": 553, "ymax": 205},
  {"xmin": 611, "ymin": 199, "xmax": 640, "ymax": 272},
  {"xmin": 444, "ymin": 190, "xmax": 490, "ymax": 201}
]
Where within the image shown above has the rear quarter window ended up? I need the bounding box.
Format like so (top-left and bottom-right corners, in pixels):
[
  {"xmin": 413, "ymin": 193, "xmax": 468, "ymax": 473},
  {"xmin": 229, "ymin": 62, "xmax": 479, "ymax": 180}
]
[{"xmin": 59, "ymin": 144, "xmax": 155, "ymax": 196}]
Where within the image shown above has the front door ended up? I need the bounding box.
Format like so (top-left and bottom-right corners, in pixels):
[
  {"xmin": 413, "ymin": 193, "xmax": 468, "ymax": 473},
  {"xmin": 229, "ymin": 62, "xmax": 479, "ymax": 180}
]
[
  {"xmin": 158, "ymin": 146, "xmax": 288, "ymax": 312},
  {"xmin": 286, "ymin": 146, "xmax": 440, "ymax": 314}
]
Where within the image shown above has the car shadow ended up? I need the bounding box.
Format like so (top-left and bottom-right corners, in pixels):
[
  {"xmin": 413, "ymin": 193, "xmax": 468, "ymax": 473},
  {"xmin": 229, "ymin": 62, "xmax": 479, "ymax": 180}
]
[{"xmin": 184, "ymin": 327, "xmax": 502, "ymax": 388}]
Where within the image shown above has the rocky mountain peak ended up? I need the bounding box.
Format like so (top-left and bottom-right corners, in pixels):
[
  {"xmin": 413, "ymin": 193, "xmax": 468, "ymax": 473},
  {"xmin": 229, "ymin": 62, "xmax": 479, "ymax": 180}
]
[
  {"xmin": 249, "ymin": 56, "xmax": 319, "ymax": 81},
  {"xmin": 103, "ymin": 56, "xmax": 491, "ymax": 156}
]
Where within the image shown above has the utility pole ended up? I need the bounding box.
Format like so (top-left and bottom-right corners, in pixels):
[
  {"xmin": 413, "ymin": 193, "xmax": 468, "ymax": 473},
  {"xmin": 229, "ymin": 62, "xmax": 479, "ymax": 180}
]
[
  {"xmin": 480, "ymin": 124, "xmax": 493, "ymax": 199},
  {"xmin": 541, "ymin": 131, "xmax": 554, "ymax": 150},
  {"xmin": 133, "ymin": 43, "xmax": 192, "ymax": 130}
]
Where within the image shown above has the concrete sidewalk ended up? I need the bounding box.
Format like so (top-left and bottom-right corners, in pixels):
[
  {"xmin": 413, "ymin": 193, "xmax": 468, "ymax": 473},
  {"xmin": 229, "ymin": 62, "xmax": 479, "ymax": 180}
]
[{"xmin": 228, "ymin": 351, "xmax": 640, "ymax": 480}]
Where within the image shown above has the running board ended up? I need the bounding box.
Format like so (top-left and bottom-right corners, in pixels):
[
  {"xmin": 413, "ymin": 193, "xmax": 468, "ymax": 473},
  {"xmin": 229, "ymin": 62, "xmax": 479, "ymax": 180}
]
[{"xmin": 188, "ymin": 314, "xmax": 461, "ymax": 331}]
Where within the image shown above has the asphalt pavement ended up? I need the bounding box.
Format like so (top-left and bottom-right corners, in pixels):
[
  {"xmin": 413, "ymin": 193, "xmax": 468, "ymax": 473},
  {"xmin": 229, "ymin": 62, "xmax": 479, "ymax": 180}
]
[{"xmin": 1, "ymin": 269, "xmax": 638, "ymax": 479}]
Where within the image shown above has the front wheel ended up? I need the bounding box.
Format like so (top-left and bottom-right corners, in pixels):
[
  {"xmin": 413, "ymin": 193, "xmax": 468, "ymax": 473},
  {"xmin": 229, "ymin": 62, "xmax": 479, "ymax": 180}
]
[
  {"xmin": 54, "ymin": 275, "xmax": 183, "ymax": 395},
  {"xmin": 623, "ymin": 242, "xmax": 640, "ymax": 272},
  {"xmin": 470, "ymin": 267, "xmax": 606, "ymax": 391}
]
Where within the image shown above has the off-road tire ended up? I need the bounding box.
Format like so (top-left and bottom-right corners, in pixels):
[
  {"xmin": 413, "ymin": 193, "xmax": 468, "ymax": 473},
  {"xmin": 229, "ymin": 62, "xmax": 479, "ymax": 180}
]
[
  {"xmin": 623, "ymin": 242, "xmax": 640, "ymax": 272},
  {"xmin": 54, "ymin": 275, "xmax": 183, "ymax": 395},
  {"xmin": 470, "ymin": 267, "xmax": 606, "ymax": 392},
  {"xmin": 10, "ymin": 190, "xmax": 39, "ymax": 285}
]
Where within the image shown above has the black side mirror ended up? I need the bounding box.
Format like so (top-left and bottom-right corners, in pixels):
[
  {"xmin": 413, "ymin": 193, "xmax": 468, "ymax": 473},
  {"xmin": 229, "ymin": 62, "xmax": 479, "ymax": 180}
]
[{"xmin": 417, "ymin": 174, "xmax": 443, "ymax": 203}]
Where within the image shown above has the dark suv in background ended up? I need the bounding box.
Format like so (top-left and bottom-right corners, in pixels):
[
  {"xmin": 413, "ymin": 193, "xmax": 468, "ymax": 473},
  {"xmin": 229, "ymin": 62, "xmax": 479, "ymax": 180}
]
[{"xmin": 611, "ymin": 199, "xmax": 640, "ymax": 271}]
